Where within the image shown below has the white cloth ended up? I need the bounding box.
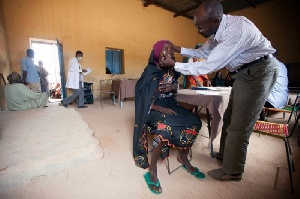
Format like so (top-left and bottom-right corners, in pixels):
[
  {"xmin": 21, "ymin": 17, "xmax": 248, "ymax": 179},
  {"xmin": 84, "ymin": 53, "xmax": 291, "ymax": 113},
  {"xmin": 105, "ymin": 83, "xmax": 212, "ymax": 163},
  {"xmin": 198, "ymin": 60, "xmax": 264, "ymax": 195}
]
[
  {"xmin": 4, "ymin": 83, "xmax": 48, "ymax": 111},
  {"xmin": 267, "ymin": 59, "xmax": 289, "ymax": 108},
  {"xmin": 174, "ymin": 14, "xmax": 276, "ymax": 75},
  {"xmin": 65, "ymin": 57, "xmax": 84, "ymax": 89}
]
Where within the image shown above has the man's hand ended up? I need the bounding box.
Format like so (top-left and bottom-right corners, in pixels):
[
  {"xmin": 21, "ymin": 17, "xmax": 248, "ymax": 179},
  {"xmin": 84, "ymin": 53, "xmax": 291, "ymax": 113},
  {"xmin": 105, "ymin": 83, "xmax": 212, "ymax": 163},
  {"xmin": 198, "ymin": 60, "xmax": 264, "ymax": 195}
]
[
  {"xmin": 167, "ymin": 40, "xmax": 181, "ymax": 53},
  {"xmin": 160, "ymin": 56, "xmax": 175, "ymax": 69},
  {"xmin": 159, "ymin": 83, "xmax": 177, "ymax": 93}
]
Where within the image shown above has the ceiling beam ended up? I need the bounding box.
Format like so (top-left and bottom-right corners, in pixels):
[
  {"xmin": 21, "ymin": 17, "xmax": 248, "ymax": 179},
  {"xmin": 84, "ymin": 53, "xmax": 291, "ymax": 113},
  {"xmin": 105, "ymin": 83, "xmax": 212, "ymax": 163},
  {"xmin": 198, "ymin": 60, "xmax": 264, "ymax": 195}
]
[
  {"xmin": 174, "ymin": 4, "xmax": 200, "ymax": 17},
  {"xmin": 143, "ymin": 0, "xmax": 156, "ymax": 7}
]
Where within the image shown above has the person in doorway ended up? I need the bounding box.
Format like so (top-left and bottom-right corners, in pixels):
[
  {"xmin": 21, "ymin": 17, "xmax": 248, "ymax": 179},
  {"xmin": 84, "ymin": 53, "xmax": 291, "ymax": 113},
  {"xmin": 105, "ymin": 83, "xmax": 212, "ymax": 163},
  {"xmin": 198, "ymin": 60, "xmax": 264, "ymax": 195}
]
[
  {"xmin": 160, "ymin": 0, "xmax": 278, "ymax": 181},
  {"xmin": 133, "ymin": 40, "xmax": 204, "ymax": 194},
  {"xmin": 4, "ymin": 72, "xmax": 48, "ymax": 111},
  {"xmin": 20, "ymin": 49, "xmax": 41, "ymax": 93},
  {"xmin": 60, "ymin": 51, "xmax": 87, "ymax": 108},
  {"xmin": 186, "ymin": 44, "xmax": 211, "ymax": 88},
  {"xmin": 211, "ymin": 71, "xmax": 225, "ymax": 87},
  {"xmin": 37, "ymin": 60, "xmax": 49, "ymax": 96}
]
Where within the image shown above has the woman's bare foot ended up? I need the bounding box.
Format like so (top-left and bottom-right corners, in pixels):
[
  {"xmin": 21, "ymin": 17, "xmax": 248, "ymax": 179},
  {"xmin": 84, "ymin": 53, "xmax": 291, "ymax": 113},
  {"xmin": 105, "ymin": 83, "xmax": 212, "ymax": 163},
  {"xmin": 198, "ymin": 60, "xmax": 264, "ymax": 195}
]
[
  {"xmin": 177, "ymin": 153, "xmax": 197, "ymax": 173},
  {"xmin": 149, "ymin": 166, "xmax": 162, "ymax": 193}
]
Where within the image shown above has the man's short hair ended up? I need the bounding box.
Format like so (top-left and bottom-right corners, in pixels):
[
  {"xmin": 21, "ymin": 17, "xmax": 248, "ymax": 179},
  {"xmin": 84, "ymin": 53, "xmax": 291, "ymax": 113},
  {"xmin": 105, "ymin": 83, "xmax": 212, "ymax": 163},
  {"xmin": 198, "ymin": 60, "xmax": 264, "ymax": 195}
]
[{"xmin": 26, "ymin": 49, "xmax": 34, "ymax": 55}]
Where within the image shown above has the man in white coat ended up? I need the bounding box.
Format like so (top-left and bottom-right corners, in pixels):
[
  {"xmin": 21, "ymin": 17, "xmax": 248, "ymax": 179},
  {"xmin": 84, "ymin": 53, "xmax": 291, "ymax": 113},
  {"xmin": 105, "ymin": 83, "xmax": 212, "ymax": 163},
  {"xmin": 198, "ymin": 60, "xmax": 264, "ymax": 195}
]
[{"xmin": 61, "ymin": 51, "xmax": 87, "ymax": 108}]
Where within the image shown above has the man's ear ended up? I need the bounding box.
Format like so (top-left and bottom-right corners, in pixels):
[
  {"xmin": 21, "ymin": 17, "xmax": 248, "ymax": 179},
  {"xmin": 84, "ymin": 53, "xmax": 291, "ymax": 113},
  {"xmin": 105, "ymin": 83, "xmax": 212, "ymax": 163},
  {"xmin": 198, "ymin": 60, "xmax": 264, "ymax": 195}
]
[{"xmin": 212, "ymin": 17, "xmax": 221, "ymax": 27}]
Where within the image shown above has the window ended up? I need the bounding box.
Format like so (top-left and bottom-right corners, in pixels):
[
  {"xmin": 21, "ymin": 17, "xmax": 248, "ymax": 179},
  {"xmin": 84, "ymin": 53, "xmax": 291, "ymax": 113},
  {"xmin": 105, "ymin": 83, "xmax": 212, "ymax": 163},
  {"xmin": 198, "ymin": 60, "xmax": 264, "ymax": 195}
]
[{"xmin": 105, "ymin": 48, "xmax": 123, "ymax": 74}]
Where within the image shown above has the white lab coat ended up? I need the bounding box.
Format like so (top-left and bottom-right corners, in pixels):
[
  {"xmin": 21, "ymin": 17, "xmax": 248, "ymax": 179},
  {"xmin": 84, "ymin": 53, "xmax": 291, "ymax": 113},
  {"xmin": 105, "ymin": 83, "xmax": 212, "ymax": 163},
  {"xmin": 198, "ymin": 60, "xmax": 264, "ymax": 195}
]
[{"xmin": 65, "ymin": 57, "xmax": 84, "ymax": 89}]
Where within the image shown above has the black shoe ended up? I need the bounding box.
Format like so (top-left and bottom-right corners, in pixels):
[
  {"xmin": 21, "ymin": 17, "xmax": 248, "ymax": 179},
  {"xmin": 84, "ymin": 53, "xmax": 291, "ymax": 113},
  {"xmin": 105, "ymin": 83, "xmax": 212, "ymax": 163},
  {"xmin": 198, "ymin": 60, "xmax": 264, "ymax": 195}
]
[
  {"xmin": 60, "ymin": 100, "xmax": 67, "ymax": 108},
  {"xmin": 78, "ymin": 105, "xmax": 88, "ymax": 108}
]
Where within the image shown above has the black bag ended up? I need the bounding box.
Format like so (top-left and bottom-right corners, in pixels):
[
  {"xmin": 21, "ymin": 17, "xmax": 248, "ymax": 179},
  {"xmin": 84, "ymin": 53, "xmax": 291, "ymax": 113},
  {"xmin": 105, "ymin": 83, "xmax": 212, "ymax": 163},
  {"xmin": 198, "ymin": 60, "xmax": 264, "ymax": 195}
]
[
  {"xmin": 84, "ymin": 93, "xmax": 94, "ymax": 104},
  {"xmin": 84, "ymin": 82, "xmax": 94, "ymax": 104}
]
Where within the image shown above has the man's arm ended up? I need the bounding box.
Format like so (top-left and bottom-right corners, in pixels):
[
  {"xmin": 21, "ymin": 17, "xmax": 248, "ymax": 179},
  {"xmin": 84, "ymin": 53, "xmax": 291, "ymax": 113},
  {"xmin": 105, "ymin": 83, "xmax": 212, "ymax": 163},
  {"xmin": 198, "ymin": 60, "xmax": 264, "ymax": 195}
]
[{"xmin": 69, "ymin": 59, "xmax": 87, "ymax": 73}]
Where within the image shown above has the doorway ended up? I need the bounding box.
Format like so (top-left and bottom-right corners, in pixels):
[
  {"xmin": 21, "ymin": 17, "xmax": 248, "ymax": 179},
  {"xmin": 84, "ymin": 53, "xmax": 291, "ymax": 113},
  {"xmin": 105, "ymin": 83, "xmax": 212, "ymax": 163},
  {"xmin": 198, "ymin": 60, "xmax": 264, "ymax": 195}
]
[{"xmin": 29, "ymin": 38, "xmax": 62, "ymax": 100}]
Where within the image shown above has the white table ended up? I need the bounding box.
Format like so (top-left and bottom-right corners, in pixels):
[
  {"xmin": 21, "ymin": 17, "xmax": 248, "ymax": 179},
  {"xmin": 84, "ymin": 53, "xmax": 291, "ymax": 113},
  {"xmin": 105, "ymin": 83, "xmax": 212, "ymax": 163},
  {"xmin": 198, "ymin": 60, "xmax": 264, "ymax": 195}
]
[{"xmin": 176, "ymin": 87, "xmax": 231, "ymax": 156}]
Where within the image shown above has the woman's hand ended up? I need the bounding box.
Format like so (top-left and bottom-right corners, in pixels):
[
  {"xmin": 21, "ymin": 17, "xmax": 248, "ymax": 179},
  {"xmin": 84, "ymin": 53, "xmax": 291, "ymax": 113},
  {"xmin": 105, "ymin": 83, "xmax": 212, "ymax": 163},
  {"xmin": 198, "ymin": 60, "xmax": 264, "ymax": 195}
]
[
  {"xmin": 151, "ymin": 105, "xmax": 177, "ymax": 115},
  {"xmin": 206, "ymin": 80, "xmax": 212, "ymax": 87},
  {"xmin": 160, "ymin": 107, "xmax": 177, "ymax": 115},
  {"xmin": 159, "ymin": 83, "xmax": 177, "ymax": 93}
]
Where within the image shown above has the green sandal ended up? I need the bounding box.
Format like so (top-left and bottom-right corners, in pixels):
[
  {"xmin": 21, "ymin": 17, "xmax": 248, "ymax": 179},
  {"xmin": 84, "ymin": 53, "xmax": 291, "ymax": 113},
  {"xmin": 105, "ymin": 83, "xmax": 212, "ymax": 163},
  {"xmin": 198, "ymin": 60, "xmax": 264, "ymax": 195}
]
[
  {"xmin": 182, "ymin": 164, "xmax": 206, "ymax": 180},
  {"xmin": 143, "ymin": 172, "xmax": 162, "ymax": 194}
]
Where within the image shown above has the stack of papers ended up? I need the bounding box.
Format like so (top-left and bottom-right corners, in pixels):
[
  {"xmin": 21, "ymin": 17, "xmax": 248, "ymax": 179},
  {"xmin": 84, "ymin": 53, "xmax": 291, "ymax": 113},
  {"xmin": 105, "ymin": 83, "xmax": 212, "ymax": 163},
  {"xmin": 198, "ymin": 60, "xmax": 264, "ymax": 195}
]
[
  {"xmin": 196, "ymin": 91, "xmax": 220, "ymax": 95},
  {"xmin": 192, "ymin": 87, "xmax": 221, "ymax": 91},
  {"xmin": 83, "ymin": 68, "xmax": 92, "ymax": 75}
]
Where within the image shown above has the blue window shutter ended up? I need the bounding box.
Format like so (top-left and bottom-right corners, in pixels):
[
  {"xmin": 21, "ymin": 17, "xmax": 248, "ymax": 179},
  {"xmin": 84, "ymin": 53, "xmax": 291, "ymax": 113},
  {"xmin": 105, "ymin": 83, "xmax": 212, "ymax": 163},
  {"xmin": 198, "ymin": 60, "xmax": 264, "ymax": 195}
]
[
  {"xmin": 113, "ymin": 50, "xmax": 121, "ymax": 74},
  {"xmin": 105, "ymin": 48, "xmax": 123, "ymax": 74},
  {"xmin": 106, "ymin": 49, "xmax": 114, "ymax": 73}
]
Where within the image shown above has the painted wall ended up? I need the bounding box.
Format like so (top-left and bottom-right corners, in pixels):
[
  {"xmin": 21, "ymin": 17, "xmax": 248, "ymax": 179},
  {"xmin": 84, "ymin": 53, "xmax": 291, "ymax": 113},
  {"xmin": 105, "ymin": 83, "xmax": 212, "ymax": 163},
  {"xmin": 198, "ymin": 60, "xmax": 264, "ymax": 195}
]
[
  {"xmin": 1, "ymin": 0, "xmax": 299, "ymax": 97},
  {"xmin": 2, "ymin": 0, "xmax": 204, "ymax": 96},
  {"xmin": 0, "ymin": 0, "xmax": 11, "ymax": 110}
]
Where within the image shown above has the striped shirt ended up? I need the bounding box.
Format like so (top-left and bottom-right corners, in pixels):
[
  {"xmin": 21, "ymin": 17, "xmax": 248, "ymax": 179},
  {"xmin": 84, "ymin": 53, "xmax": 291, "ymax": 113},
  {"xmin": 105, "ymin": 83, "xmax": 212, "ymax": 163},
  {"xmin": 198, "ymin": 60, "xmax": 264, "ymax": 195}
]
[{"xmin": 174, "ymin": 14, "xmax": 276, "ymax": 75}]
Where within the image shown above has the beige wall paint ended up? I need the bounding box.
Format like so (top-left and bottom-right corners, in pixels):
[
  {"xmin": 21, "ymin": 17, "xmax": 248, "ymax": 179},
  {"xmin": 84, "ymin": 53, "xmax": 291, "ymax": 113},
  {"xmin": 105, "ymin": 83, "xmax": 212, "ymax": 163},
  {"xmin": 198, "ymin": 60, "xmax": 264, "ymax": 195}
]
[
  {"xmin": 3, "ymin": 0, "xmax": 204, "ymax": 95},
  {"xmin": 0, "ymin": 0, "xmax": 10, "ymax": 110},
  {"xmin": 2, "ymin": 0, "xmax": 299, "ymax": 96}
]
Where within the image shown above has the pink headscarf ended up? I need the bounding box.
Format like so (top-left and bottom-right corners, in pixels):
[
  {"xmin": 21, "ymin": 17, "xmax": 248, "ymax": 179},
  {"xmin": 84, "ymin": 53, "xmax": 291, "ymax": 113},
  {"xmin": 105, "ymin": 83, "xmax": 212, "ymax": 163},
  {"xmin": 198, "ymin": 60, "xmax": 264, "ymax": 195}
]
[{"xmin": 153, "ymin": 40, "xmax": 169, "ymax": 64}]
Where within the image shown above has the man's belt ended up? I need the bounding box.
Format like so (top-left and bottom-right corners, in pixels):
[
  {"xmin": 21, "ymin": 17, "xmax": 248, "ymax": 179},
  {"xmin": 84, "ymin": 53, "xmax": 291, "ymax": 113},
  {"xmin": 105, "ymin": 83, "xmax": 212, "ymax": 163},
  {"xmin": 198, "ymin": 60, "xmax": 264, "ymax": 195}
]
[{"xmin": 237, "ymin": 54, "xmax": 273, "ymax": 72}]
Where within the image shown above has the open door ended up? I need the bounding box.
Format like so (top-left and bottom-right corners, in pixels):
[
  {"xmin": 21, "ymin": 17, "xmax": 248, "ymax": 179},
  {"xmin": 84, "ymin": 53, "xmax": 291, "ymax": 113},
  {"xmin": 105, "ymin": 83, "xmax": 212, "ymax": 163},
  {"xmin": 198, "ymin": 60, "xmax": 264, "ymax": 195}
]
[{"xmin": 57, "ymin": 39, "xmax": 66, "ymax": 99}]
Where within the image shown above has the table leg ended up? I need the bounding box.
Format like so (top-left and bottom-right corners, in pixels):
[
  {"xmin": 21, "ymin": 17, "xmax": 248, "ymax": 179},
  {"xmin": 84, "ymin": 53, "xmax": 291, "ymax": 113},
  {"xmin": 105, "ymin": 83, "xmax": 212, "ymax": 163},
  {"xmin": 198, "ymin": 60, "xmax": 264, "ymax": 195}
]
[{"xmin": 206, "ymin": 108, "xmax": 214, "ymax": 158}]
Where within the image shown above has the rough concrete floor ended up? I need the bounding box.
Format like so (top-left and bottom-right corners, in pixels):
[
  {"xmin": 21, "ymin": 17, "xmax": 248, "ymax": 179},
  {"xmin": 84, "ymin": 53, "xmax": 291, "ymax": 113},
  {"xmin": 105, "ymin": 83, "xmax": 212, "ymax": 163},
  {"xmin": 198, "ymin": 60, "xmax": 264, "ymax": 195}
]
[{"xmin": 0, "ymin": 99, "xmax": 299, "ymax": 199}]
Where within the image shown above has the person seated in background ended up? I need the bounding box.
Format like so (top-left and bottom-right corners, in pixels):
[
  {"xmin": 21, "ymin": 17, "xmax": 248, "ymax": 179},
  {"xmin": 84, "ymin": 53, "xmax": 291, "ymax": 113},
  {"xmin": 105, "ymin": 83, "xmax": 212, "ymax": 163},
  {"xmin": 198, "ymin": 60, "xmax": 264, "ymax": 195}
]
[
  {"xmin": 259, "ymin": 54, "xmax": 289, "ymax": 120},
  {"xmin": 4, "ymin": 72, "xmax": 48, "ymax": 111},
  {"xmin": 49, "ymin": 82, "xmax": 61, "ymax": 99},
  {"xmin": 133, "ymin": 40, "xmax": 204, "ymax": 195},
  {"xmin": 224, "ymin": 71, "xmax": 237, "ymax": 87},
  {"xmin": 186, "ymin": 44, "xmax": 211, "ymax": 88},
  {"xmin": 211, "ymin": 71, "xmax": 225, "ymax": 87}
]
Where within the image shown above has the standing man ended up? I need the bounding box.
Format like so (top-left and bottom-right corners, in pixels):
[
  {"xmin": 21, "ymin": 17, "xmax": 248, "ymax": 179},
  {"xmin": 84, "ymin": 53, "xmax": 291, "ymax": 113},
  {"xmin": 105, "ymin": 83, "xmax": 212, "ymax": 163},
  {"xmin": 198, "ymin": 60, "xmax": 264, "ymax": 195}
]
[
  {"xmin": 161, "ymin": 0, "xmax": 278, "ymax": 181},
  {"xmin": 37, "ymin": 60, "xmax": 50, "ymax": 97},
  {"xmin": 20, "ymin": 49, "xmax": 41, "ymax": 92},
  {"xmin": 61, "ymin": 51, "xmax": 88, "ymax": 108}
]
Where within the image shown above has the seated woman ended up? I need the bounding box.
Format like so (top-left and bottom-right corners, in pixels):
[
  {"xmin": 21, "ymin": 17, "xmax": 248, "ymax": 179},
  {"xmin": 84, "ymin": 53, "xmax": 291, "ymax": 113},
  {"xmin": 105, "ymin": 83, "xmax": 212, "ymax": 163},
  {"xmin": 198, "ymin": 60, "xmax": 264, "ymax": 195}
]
[
  {"xmin": 211, "ymin": 71, "xmax": 225, "ymax": 87},
  {"xmin": 224, "ymin": 71, "xmax": 236, "ymax": 87},
  {"xmin": 4, "ymin": 72, "xmax": 48, "ymax": 111},
  {"xmin": 133, "ymin": 40, "xmax": 204, "ymax": 194},
  {"xmin": 186, "ymin": 44, "xmax": 211, "ymax": 88},
  {"xmin": 49, "ymin": 82, "xmax": 61, "ymax": 99}
]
